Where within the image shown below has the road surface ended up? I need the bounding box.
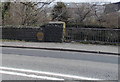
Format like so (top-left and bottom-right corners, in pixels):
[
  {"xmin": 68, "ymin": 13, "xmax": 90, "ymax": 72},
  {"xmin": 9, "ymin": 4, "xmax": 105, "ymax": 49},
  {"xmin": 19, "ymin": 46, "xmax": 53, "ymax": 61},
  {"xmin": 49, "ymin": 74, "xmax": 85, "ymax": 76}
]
[{"xmin": 1, "ymin": 47, "xmax": 118, "ymax": 80}]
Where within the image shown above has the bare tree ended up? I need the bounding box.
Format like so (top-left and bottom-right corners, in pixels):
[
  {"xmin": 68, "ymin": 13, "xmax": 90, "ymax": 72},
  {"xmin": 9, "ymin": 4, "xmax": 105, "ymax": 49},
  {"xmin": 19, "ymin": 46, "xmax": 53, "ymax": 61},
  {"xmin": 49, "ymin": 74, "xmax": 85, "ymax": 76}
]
[
  {"xmin": 93, "ymin": 4, "xmax": 119, "ymax": 28},
  {"xmin": 103, "ymin": 12, "xmax": 119, "ymax": 28},
  {"xmin": 67, "ymin": 3, "xmax": 109, "ymax": 27},
  {"xmin": 0, "ymin": 3, "xmax": 2, "ymax": 25},
  {"xmin": 2, "ymin": 0, "xmax": 55, "ymax": 26},
  {"xmin": 74, "ymin": 3, "xmax": 96, "ymax": 23}
]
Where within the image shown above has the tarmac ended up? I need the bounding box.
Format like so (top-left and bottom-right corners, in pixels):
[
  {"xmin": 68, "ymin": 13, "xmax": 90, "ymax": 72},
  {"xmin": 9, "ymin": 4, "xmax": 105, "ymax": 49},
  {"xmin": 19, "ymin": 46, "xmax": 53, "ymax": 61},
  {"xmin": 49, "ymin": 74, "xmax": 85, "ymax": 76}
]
[{"xmin": 1, "ymin": 41, "xmax": 119, "ymax": 55}]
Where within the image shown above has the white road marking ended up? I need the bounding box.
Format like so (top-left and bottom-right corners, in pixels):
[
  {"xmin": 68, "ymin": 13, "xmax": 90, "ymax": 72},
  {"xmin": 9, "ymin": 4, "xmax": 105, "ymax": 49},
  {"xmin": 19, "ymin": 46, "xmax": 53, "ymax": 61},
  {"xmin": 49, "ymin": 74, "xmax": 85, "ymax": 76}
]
[
  {"xmin": 0, "ymin": 70, "xmax": 64, "ymax": 80},
  {"xmin": 0, "ymin": 66, "xmax": 100, "ymax": 80}
]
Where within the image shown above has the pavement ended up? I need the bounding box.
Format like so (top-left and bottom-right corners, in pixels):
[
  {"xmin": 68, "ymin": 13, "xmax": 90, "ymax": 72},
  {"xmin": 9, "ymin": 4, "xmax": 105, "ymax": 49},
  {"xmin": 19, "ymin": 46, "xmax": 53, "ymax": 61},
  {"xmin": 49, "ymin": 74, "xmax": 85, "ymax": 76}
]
[{"xmin": 1, "ymin": 41, "xmax": 119, "ymax": 55}]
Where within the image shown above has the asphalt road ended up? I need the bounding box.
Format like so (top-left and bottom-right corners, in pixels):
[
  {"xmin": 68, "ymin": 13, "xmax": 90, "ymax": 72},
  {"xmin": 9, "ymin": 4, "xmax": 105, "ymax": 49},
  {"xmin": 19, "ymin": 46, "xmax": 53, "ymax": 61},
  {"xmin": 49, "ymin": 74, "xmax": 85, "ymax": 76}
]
[{"xmin": 1, "ymin": 47, "xmax": 119, "ymax": 80}]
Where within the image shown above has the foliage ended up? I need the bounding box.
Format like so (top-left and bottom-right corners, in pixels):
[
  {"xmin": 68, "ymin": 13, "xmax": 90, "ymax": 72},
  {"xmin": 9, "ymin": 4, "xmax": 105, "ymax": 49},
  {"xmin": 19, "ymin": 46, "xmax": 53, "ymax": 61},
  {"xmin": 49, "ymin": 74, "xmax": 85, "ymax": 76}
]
[
  {"xmin": 2, "ymin": 2, "xmax": 11, "ymax": 25},
  {"xmin": 66, "ymin": 23, "xmax": 106, "ymax": 28},
  {"xmin": 51, "ymin": 2, "xmax": 69, "ymax": 23}
]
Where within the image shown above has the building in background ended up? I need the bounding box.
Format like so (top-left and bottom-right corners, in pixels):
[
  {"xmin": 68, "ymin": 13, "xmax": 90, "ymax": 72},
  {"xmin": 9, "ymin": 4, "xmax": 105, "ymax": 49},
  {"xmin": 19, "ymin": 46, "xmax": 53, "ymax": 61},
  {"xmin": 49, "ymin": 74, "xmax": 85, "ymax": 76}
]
[{"xmin": 104, "ymin": 2, "xmax": 120, "ymax": 14}]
